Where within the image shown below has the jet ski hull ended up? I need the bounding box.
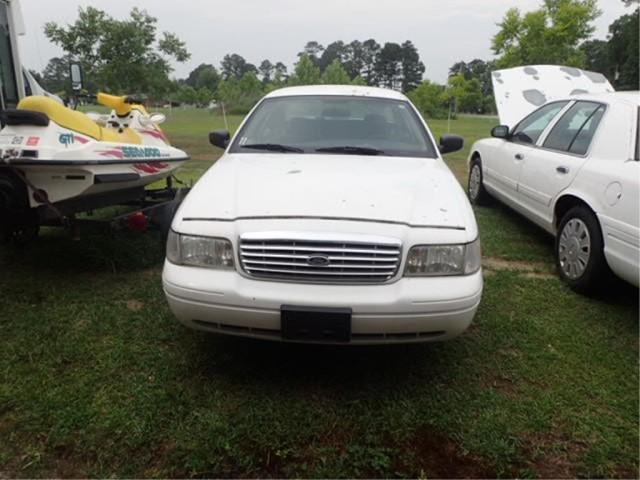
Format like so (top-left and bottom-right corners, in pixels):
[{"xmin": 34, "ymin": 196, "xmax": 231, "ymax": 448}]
[
  {"xmin": 2, "ymin": 155, "xmax": 189, "ymax": 207},
  {"xmin": 0, "ymin": 105, "xmax": 190, "ymax": 234}
]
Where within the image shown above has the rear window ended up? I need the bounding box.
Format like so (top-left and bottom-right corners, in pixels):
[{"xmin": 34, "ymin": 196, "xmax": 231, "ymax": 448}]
[{"xmin": 543, "ymin": 101, "xmax": 605, "ymax": 155}]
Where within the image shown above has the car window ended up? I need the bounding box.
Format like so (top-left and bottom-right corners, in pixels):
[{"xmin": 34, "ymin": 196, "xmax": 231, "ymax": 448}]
[
  {"xmin": 543, "ymin": 101, "xmax": 605, "ymax": 155},
  {"xmin": 512, "ymin": 101, "xmax": 568, "ymax": 145},
  {"xmin": 230, "ymin": 95, "xmax": 438, "ymax": 158}
]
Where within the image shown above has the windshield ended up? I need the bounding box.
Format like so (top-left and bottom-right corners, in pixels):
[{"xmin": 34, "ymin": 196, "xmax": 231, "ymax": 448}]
[{"xmin": 230, "ymin": 95, "xmax": 438, "ymax": 158}]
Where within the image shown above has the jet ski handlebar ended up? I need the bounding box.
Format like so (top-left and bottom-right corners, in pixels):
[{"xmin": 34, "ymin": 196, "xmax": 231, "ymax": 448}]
[
  {"xmin": 124, "ymin": 95, "xmax": 146, "ymax": 105},
  {"xmin": 96, "ymin": 93, "xmax": 146, "ymax": 116}
]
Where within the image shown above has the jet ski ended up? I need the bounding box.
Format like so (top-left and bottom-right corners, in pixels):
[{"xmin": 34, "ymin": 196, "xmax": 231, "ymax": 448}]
[{"xmin": 0, "ymin": 93, "xmax": 189, "ymax": 239}]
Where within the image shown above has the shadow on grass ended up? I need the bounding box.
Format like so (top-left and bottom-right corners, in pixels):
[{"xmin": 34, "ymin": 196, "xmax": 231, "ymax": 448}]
[
  {"xmin": 0, "ymin": 226, "xmax": 165, "ymax": 277},
  {"xmin": 475, "ymin": 200, "xmax": 554, "ymax": 264},
  {"xmin": 589, "ymin": 275, "xmax": 640, "ymax": 308},
  {"xmin": 188, "ymin": 331, "xmax": 463, "ymax": 393},
  {"xmin": 490, "ymin": 199, "xmax": 552, "ymax": 239}
]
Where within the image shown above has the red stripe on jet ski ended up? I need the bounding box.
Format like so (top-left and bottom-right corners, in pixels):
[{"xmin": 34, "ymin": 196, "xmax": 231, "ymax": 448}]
[
  {"xmin": 140, "ymin": 129, "xmax": 168, "ymax": 142},
  {"xmin": 133, "ymin": 162, "xmax": 170, "ymax": 174},
  {"xmin": 98, "ymin": 149, "xmax": 125, "ymax": 159}
]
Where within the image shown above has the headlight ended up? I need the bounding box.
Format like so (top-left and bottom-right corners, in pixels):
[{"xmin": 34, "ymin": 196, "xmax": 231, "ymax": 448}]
[
  {"xmin": 166, "ymin": 230, "xmax": 235, "ymax": 269},
  {"xmin": 404, "ymin": 238, "xmax": 481, "ymax": 276}
]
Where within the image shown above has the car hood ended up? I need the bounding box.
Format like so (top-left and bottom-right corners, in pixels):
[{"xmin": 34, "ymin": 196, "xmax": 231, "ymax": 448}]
[
  {"xmin": 492, "ymin": 65, "xmax": 615, "ymax": 127},
  {"xmin": 177, "ymin": 153, "xmax": 470, "ymax": 229}
]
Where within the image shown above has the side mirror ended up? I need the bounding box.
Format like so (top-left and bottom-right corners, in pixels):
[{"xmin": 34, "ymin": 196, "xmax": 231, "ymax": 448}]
[
  {"xmin": 491, "ymin": 125, "xmax": 510, "ymax": 139},
  {"xmin": 209, "ymin": 130, "xmax": 230, "ymax": 149},
  {"xmin": 69, "ymin": 63, "xmax": 84, "ymax": 92},
  {"xmin": 439, "ymin": 134, "xmax": 464, "ymax": 155}
]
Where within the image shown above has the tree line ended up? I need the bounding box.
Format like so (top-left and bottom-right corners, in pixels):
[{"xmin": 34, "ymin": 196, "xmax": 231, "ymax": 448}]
[
  {"xmin": 173, "ymin": 39, "xmax": 427, "ymax": 113},
  {"xmin": 35, "ymin": 0, "xmax": 638, "ymax": 119}
]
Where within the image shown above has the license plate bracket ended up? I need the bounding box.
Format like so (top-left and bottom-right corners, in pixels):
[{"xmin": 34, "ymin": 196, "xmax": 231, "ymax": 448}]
[{"xmin": 281, "ymin": 305, "xmax": 352, "ymax": 342}]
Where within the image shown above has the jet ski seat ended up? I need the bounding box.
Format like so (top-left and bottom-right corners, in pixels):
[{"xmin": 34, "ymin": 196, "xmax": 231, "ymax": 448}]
[{"xmin": 17, "ymin": 96, "xmax": 141, "ymax": 145}]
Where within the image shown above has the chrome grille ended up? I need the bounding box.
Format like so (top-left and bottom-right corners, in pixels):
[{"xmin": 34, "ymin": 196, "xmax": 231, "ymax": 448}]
[{"xmin": 239, "ymin": 233, "xmax": 402, "ymax": 283}]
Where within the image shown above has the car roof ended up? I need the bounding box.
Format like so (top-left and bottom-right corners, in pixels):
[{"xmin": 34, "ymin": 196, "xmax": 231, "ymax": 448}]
[
  {"xmin": 568, "ymin": 91, "xmax": 640, "ymax": 106},
  {"xmin": 264, "ymin": 85, "xmax": 408, "ymax": 101}
]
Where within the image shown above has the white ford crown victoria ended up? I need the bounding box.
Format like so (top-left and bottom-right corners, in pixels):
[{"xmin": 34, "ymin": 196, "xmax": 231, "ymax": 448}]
[
  {"xmin": 163, "ymin": 85, "xmax": 482, "ymax": 344},
  {"xmin": 468, "ymin": 66, "xmax": 639, "ymax": 293}
]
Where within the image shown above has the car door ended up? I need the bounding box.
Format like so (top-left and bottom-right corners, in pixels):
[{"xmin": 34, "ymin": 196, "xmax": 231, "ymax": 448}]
[
  {"xmin": 596, "ymin": 104, "xmax": 640, "ymax": 286},
  {"xmin": 485, "ymin": 101, "xmax": 568, "ymax": 204},
  {"xmin": 516, "ymin": 101, "xmax": 606, "ymax": 229}
]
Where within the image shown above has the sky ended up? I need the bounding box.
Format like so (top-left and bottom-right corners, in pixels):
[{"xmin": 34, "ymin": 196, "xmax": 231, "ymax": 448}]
[{"xmin": 17, "ymin": 0, "xmax": 633, "ymax": 83}]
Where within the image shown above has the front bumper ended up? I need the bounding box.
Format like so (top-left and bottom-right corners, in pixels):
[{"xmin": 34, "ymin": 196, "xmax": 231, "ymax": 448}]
[{"xmin": 163, "ymin": 260, "xmax": 483, "ymax": 344}]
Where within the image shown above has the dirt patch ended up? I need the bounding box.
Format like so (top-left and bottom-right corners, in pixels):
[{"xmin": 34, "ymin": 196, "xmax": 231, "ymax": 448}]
[
  {"xmin": 522, "ymin": 272, "xmax": 556, "ymax": 280},
  {"xmin": 519, "ymin": 426, "xmax": 590, "ymax": 479},
  {"xmin": 0, "ymin": 438, "xmax": 89, "ymax": 479},
  {"xmin": 497, "ymin": 348, "xmax": 522, "ymax": 358},
  {"xmin": 483, "ymin": 257, "xmax": 557, "ymax": 281},
  {"xmin": 48, "ymin": 449, "xmax": 89, "ymax": 479},
  {"xmin": 483, "ymin": 257, "xmax": 552, "ymax": 273},
  {"xmin": 141, "ymin": 267, "xmax": 162, "ymax": 278},
  {"xmin": 143, "ymin": 440, "xmax": 177, "ymax": 477},
  {"xmin": 488, "ymin": 376, "xmax": 518, "ymax": 397},
  {"xmin": 483, "ymin": 269, "xmax": 497, "ymax": 278},
  {"xmin": 396, "ymin": 427, "xmax": 495, "ymax": 478},
  {"xmin": 126, "ymin": 299, "xmax": 145, "ymax": 312}
]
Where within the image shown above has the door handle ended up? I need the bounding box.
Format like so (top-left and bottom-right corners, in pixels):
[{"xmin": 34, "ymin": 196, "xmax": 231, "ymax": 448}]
[
  {"xmin": 556, "ymin": 166, "xmax": 569, "ymax": 174},
  {"xmin": 514, "ymin": 153, "xmax": 524, "ymax": 161}
]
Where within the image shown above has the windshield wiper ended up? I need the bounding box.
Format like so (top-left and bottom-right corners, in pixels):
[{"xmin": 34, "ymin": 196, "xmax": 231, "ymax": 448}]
[
  {"xmin": 241, "ymin": 143, "xmax": 304, "ymax": 153},
  {"xmin": 315, "ymin": 146, "xmax": 387, "ymax": 156}
]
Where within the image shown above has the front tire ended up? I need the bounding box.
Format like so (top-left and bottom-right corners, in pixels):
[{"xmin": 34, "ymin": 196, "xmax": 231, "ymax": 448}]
[
  {"xmin": 468, "ymin": 158, "xmax": 491, "ymax": 206},
  {"xmin": 556, "ymin": 206, "xmax": 609, "ymax": 294}
]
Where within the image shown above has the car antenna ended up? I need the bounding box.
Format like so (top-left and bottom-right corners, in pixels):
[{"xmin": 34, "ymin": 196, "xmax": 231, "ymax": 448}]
[
  {"xmin": 447, "ymin": 97, "xmax": 455, "ymax": 134},
  {"xmin": 221, "ymin": 101, "xmax": 229, "ymax": 131}
]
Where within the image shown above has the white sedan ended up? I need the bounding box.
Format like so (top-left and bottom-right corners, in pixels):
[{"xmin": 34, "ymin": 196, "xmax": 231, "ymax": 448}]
[
  {"xmin": 163, "ymin": 85, "xmax": 483, "ymax": 344},
  {"xmin": 468, "ymin": 91, "xmax": 639, "ymax": 292}
]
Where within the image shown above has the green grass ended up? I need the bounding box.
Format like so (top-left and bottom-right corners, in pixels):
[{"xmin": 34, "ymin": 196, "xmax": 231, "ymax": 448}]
[
  {"xmin": 0, "ymin": 109, "xmax": 637, "ymax": 478},
  {"xmin": 160, "ymin": 109, "xmax": 244, "ymax": 184}
]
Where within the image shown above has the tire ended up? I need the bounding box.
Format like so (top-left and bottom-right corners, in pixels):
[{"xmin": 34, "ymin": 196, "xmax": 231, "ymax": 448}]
[
  {"xmin": 468, "ymin": 158, "xmax": 491, "ymax": 206},
  {"xmin": 556, "ymin": 205, "xmax": 610, "ymax": 294}
]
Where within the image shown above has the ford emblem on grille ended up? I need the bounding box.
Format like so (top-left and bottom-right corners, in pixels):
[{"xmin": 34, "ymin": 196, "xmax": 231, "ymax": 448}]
[{"xmin": 307, "ymin": 254, "xmax": 330, "ymax": 267}]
